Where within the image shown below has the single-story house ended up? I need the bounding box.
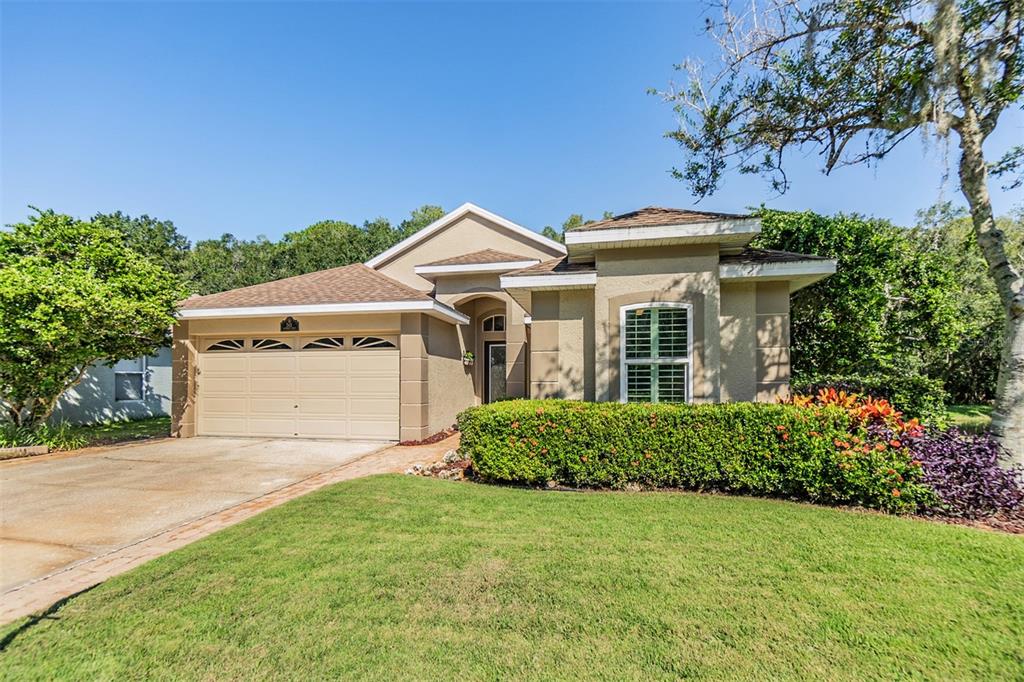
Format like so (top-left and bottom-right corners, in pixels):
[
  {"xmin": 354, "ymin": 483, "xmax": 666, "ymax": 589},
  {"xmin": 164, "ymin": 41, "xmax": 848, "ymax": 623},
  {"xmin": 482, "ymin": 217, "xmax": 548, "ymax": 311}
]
[
  {"xmin": 51, "ymin": 349, "xmax": 172, "ymax": 425},
  {"xmin": 171, "ymin": 204, "xmax": 835, "ymax": 441}
]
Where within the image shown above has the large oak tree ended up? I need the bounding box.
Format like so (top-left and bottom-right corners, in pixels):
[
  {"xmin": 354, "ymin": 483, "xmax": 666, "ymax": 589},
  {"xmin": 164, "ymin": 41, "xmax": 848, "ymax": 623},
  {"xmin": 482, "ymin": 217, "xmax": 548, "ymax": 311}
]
[{"xmin": 659, "ymin": 0, "xmax": 1023, "ymax": 461}]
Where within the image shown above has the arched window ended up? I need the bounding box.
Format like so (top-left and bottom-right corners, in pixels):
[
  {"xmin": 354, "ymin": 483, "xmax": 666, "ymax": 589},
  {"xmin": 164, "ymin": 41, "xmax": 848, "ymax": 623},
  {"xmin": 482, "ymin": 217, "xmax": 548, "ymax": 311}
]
[
  {"xmin": 620, "ymin": 303, "xmax": 691, "ymax": 403},
  {"xmin": 206, "ymin": 339, "xmax": 244, "ymax": 351},
  {"xmin": 252, "ymin": 338, "xmax": 292, "ymax": 351},
  {"xmin": 302, "ymin": 337, "xmax": 345, "ymax": 350},
  {"xmin": 352, "ymin": 336, "xmax": 397, "ymax": 349},
  {"xmin": 482, "ymin": 314, "xmax": 505, "ymax": 332}
]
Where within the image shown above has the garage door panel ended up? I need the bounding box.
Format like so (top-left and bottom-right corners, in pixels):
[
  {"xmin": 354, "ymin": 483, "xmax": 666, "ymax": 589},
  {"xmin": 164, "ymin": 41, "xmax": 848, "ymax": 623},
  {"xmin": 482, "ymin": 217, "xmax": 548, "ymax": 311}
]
[
  {"xmin": 300, "ymin": 377, "xmax": 349, "ymax": 395},
  {"xmin": 197, "ymin": 344, "xmax": 399, "ymax": 440},
  {"xmin": 249, "ymin": 355, "xmax": 297, "ymax": 373},
  {"xmin": 299, "ymin": 398, "xmax": 350, "ymax": 415},
  {"xmin": 250, "ymin": 376, "xmax": 298, "ymax": 394}
]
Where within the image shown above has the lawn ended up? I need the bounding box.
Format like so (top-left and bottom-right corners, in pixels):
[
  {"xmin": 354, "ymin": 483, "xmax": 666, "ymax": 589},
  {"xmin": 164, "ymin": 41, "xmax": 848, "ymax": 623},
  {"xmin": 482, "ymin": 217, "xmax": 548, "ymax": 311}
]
[
  {"xmin": 66, "ymin": 416, "xmax": 170, "ymax": 447},
  {"xmin": 946, "ymin": 404, "xmax": 994, "ymax": 433},
  {"xmin": 1, "ymin": 476, "xmax": 1021, "ymax": 680}
]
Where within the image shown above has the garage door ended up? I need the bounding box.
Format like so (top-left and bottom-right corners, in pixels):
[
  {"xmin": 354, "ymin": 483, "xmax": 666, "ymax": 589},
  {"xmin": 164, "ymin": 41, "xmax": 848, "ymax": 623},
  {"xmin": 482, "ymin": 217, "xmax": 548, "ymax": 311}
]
[{"xmin": 196, "ymin": 335, "xmax": 400, "ymax": 440}]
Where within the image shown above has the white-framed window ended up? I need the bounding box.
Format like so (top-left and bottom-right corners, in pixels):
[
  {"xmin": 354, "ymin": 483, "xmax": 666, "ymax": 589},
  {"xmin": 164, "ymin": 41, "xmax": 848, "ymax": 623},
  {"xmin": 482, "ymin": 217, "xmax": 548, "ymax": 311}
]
[
  {"xmin": 482, "ymin": 314, "xmax": 505, "ymax": 332},
  {"xmin": 114, "ymin": 357, "xmax": 146, "ymax": 402},
  {"xmin": 619, "ymin": 303, "xmax": 692, "ymax": 403}
]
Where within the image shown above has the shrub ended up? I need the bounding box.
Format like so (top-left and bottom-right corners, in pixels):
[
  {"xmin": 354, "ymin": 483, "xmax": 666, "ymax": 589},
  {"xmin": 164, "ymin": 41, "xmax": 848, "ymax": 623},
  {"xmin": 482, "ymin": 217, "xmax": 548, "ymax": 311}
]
[
  {"xmin": 903, "ymin": 428, "xmax": 1024, "ymax": 519},
  {"xmin": 0, "ymin": 422, "xmax": 87, "ymax": 451},
  {"xmin": 791, "ymin": 373, "xmax": 947, "ymax": 423},
  {"xmin": 457, "ymin": 400, "xmax": 934, "ymax": 514}
]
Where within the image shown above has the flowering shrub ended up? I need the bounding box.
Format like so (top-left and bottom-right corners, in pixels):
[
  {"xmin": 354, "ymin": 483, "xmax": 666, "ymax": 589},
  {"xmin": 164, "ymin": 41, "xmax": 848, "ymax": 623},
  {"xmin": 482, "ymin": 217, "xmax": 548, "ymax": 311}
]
[
  {"xmin": 791, "ymin": 373, "xmax": 946, "ymax": 423},
  {"xmin": 786, "ymin": 388, "xmax": 1024, "ymax": 519},
  {"xmin": 458, "ymin": 400, "xmax": 933, "ymax": 513}
]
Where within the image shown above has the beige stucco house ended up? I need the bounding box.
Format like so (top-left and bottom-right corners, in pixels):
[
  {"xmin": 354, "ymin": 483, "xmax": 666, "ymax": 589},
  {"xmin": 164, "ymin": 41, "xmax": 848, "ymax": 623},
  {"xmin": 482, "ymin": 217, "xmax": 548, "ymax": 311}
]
[{"xmin": 171, "ymin": 203, "xmax": 835, "ymax": 441}]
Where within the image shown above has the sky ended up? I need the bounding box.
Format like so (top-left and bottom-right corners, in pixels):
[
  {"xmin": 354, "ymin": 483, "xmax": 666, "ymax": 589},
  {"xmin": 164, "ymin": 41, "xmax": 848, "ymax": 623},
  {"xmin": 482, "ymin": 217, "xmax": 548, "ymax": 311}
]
[{"xmin": 2, "ymin": 1, "xmax": 1022, "ymax": 245}]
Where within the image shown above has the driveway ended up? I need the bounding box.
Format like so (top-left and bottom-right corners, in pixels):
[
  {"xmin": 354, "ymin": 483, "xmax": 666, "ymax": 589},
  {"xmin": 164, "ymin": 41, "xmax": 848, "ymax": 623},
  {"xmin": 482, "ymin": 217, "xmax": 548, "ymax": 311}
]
[{"xmin": 0, "ymin": 437, "xmax": 389, "ymax": 593}]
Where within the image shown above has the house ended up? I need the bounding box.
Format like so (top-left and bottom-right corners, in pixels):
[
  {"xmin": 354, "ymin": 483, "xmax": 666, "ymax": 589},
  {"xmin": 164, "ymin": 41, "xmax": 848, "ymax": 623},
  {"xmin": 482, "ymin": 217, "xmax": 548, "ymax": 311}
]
[
  {"xmin": 171, "ymin": 204, "xmax": 836, "ymax": 441},
  {"xmin": 51, "ymin": 349, "xmax": 172, "ymax": 425}
]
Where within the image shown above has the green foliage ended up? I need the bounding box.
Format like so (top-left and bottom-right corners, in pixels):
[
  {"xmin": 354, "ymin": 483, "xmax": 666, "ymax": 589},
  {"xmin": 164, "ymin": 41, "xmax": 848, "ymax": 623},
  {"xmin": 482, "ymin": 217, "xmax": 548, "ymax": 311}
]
[
  {"xmin": 913, "ymin": 203, "xmax": 1024, "ymax": 403},
  {"xmin": 92, "ymin": 211, "xmax": 191, "ymax": 276},
  {"xmin": 0, "ymin": 422, "xmax": 87, "ymax": 453},
  {"xmin": 0, "ymin": 210, "xmax": 183, "ymax": 426},
  {"xmin": 458, "ymin": 400, "xmax": 934, "ymax": 513},
  {"xmin": 752, "ymin": 208, "xmax": 963, "ymax": 381},
  {"xmin": 183, "ymin": 205, "xmax": 443, "ymax": 295},
  {"xmin": 791, "ymin": 373, "xmax": 947, "ymax": 424},
  {"xmin": 541, "ymin": 211, "xmax": 613, "ymax": 243}
]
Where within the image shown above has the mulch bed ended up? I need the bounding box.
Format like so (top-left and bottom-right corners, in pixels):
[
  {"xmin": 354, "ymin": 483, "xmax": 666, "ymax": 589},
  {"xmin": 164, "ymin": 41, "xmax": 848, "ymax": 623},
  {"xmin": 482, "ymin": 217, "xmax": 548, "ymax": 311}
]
[{"xmin": 398, "ymin": 428, "xmax": 457, "ymax": 447}]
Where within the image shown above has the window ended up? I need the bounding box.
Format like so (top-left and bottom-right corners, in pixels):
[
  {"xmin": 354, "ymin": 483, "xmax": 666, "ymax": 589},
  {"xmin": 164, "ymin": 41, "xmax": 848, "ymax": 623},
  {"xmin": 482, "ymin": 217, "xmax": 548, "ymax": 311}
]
[
  {"xmin": 252, "ymin": 338, "xmax": 292, "ymax": 351},
  {"xmin": 302, "ymin": 337, "xmax": 345, "ymax": 350},
  {"xmin": 114, "ymin": 357, "xmax": 145, "ymax": 402},
  {"xmin": 207, "ymin": 339, "xmax": 244, "ymax": 351},
  {"xmin": 352, "ymin": 336, "xmax": 397, "ymax": 349},
  {"xmin": 482, "ymin": 315, "xmax": 505, "ymax": 332},
  {"xmin": 620, "ymin": 303, "xmax": 691, "ymax": 403}
]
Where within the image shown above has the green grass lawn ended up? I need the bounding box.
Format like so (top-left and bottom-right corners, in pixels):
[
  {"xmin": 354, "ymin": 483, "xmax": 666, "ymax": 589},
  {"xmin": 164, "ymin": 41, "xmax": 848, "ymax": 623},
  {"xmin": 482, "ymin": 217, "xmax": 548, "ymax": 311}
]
[
  {"xmin": 946, "ymin": 404, "xmax": 994, "ymax": 433},
  {"xmin": 2, "ymin": 476, "xmax": 1021, "ymax": 680},
  {"xmin": 66, "ymin": 416, "xmax": 170, "ymax": 447}
]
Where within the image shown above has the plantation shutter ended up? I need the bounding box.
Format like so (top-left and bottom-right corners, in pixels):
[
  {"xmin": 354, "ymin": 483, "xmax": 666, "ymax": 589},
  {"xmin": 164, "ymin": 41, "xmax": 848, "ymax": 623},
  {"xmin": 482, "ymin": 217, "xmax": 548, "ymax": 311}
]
[{"xmin": 622, "ymin": 305, "xmax": 690, "ymax": 403}]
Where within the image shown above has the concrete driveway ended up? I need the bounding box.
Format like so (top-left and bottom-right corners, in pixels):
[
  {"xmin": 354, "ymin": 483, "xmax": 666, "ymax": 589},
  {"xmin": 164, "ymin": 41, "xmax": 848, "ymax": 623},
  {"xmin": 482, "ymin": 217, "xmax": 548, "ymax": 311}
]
[{"xmin": 0, "ymin": 437, "xmax": 388, "ymax": 592}]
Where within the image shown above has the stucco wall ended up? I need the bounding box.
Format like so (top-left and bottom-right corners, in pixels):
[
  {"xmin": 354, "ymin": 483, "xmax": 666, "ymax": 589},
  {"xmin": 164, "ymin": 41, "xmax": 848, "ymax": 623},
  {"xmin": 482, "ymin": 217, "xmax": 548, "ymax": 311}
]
[
  {"xmin": 426, "ymin": 315, "xmax": 474, "ymax": 433},
  {"xmin": 593, "ymin": 245, "xmax": 722, "ymax": 402},
  {"xmin": 755, "ymin": 281, "xmax": 791, "ymax": 401},
  {"xmin": 374, "ymin": 214, "xmax": 563, "ymax": 291},
  {"xmin": 51, "ymin": 347, "xmax": 172, "ymax": 426},
  {"xmin": 529, "ymin": 291, "xmax": 560, "ymax": 398},
  {"xmin": 719, "ymin": 282, "xmax": 757, "ymax": 402}
]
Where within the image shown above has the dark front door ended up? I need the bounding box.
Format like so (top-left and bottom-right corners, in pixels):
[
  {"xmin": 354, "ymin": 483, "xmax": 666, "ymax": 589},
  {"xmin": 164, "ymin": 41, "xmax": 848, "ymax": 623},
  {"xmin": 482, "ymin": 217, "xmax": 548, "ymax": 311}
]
[{"xmin": 484, "ymin": 342, "xmax": 507, "ymax": 403}]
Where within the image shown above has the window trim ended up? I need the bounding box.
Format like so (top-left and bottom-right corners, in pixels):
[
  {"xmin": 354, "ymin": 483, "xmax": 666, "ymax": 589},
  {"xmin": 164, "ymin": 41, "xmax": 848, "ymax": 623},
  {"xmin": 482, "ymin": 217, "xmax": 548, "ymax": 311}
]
[
  {"xmin": 482, "ymin": 314, "xmax": 506, "ymax": 333},
  {"xmin": 114, "ymin": 356, "xmax": 148, "ymax": 403},
  {"xmin": 618, "ymin": 302, "xmax": 693, "ymax": 404}
]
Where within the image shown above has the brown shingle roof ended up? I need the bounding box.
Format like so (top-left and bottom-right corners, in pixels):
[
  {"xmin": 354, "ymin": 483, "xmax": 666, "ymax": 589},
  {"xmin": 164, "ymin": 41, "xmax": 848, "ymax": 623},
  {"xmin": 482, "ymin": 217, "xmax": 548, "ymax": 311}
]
[
  {"xmin": 569, "ymin": 207, "xmax": 751, "ymax": 232},
  {"xmin": 179, "ymin": 263, "xmax": 431, "ymax": 310},
  {"xmin": 504, "ymin": 257, "xmax": 596, "ymax": 277},
  {"xmin": 418, "ymin": 249, "xmax": 538, "ymax": 267},
  {"xmin": 718, "ymin": 248, "xmax": 830, "ymax": 265}
]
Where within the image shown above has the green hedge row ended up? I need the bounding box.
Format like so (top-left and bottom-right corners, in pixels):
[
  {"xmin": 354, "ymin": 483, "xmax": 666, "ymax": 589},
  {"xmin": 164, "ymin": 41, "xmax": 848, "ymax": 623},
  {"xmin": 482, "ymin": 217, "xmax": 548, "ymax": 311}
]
[
  {"xmin": 791, "ymin": 373, "xmax": 947, "ymax": 423},
  {"xmin": 457, "ymin": 400, "xmax": 934, "ymax": 513}
]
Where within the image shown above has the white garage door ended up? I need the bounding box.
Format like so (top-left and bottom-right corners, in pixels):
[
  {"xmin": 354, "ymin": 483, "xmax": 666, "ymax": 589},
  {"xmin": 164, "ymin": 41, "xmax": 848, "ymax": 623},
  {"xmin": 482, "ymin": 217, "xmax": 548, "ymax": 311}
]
[{"xmin": 196, "ymin": 336, "xmax": 400, "ymax": 440}]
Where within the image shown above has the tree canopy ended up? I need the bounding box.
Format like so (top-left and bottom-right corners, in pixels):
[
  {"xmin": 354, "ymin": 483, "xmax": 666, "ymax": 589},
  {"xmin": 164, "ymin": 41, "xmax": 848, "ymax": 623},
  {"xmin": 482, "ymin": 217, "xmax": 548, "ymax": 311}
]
[{"xmin": 0, "ymin": 211, "xmax": 184, "ymax": 426}]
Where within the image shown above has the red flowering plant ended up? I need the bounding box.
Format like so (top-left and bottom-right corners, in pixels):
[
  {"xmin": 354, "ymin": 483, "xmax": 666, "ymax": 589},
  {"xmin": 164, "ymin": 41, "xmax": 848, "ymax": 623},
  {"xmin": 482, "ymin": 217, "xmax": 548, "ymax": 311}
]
[{"xmin": 782, "ymin": 389, "xmax": 936, "ymax": 513}]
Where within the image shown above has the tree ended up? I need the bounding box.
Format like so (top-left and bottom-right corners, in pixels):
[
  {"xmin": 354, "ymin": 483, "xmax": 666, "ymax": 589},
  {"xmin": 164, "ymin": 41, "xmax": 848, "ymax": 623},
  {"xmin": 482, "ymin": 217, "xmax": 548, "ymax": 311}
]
[
  {"xmin": 914, "ymin": 202, "xmax": 1024, "ymax": 402},
  {"xmin": 753, "ymin": 208, "xmax": 963, "ymax": 380},
  {"xmin": 184, "ymin": 234, "xmax": 283, "ymax": 295},
  {"xmin": 0, "ymin": 211, "xmax": 183, "ymax": 426},
  {"xmin": 541, "ymin": 212, "xmax": 614, "ymax": 243},
  {"xmin": 399, "ymin": 204, "xmax": 444, "ymax": 238},
  {"xmin": 279, "ymin": 220, "xmax": 365, "ymax": 276},
  {"xmin": 92, "ymin": 211, "xmax": 191, "ymax": 276},
  {"xmin": 658, "ymin": 0, "xmax": 1024, "ymax": 460}
]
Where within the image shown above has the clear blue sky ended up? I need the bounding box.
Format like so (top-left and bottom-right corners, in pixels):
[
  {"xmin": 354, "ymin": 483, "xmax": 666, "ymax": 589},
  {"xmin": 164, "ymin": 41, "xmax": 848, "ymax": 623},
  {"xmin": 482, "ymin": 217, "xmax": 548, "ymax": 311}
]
[{"xmin": 2, "ymin": 1, "xmax": 1022, "ymax": 244}]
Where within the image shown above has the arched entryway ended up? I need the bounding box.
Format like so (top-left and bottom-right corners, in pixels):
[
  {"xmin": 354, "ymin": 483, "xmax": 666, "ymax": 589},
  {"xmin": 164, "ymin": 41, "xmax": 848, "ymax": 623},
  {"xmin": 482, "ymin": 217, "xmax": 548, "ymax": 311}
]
[{"xmin": 452, "ymin": 294, "xmax": 510, "ymax": 404}]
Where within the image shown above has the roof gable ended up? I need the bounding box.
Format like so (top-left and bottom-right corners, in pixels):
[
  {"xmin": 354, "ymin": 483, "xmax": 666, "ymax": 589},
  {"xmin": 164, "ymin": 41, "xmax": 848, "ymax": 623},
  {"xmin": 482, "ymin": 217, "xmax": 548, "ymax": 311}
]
[
  {"xmin": 568, "ymin": 207, "xmax": 751, "ymax": 232},
  {"xmin": 365, "ymin": 203, "xmax": 565, "ymax": 269}
]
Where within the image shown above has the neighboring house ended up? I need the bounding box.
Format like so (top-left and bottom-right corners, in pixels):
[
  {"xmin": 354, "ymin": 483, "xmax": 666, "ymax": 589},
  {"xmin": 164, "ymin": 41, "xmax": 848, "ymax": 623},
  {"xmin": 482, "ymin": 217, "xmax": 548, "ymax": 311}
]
[
  {"xmin": 50, "ymin": 348, "xmax": 172, "ymax": 425},
  {"xmin": 171, "ymin": 204, "xmax": 835, "ymax": 442}
]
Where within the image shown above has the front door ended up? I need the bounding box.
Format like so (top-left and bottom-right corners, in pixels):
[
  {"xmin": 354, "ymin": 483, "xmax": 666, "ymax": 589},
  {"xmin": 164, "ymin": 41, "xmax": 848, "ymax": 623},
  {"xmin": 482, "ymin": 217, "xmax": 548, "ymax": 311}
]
[{"xmin": 484, "ymin": 342, "xmax": 507, "ymax": 403}]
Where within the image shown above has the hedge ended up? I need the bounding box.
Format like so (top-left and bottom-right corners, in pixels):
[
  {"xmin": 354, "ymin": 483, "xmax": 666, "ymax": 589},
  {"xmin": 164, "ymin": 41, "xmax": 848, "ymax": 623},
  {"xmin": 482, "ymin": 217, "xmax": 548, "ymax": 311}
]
[{"xmin": 458, "ymin": 400, "xmax": 935, "ymax": 514}]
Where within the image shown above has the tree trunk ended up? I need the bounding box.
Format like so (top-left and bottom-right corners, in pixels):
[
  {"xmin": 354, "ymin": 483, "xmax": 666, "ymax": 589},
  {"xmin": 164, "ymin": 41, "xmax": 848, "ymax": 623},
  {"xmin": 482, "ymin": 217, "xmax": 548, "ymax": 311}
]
[{"xmin": 957, "ymin": 125, "xmax": 1024, "ymax": 465}]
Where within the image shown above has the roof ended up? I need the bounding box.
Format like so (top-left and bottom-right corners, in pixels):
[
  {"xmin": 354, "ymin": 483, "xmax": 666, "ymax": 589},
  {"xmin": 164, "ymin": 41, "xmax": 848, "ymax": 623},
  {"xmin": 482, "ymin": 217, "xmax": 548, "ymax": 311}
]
[
  {"xmin": 504, "ymin": 257, "xmax": 597, "ymax": 277},
  {"xmin": 418, "ymin": 249, "xmax": 536, "ymax": 267},
  {"xmin": 568, "ymin": 207, "xmax": 752, "ymax": 232},
  {"xmin": 179, "ymin": 263, "xmax": 431, "ymax": 310},
  {"xmin": 718, "ymin": 248, "xmax": 831, "ymax": 265}
]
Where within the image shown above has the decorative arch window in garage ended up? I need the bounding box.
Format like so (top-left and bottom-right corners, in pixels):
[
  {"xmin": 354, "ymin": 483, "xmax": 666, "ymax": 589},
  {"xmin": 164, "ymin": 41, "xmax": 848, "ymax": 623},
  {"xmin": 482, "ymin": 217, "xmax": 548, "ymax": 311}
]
[
  {"xmin": 352, "ymin": 336, "xmax": 397, "ymax": 349},
  {"xmin": 252, "ymin": 338, "xmax": 292, "ymax": 351},
  {"xmin": 206, "ymin": 339, "xmax": 245, "ymax": 351},
  {"xmin": 482, "ymin": 314, "xmax": 505, "ymax": 332},
  {"xmin": 302, "ymin": 337, "xmax": 346, "ymax": 350},
  {"xmin": 621, "ymin": 303, "xmax": 692, "ymax": 404}
]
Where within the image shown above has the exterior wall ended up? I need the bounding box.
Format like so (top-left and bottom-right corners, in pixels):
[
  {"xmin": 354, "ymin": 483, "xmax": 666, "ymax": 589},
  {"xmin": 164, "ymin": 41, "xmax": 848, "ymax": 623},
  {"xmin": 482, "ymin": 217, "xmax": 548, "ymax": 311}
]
[
  {"xmin": 755, "ymin": 281, "xmax": 791, "ymax": 401},
  {"xmin": 592, "ymin": 245, "xmax": 722, "ymax": 402},
  {"xmin": 719, "ymin": 282, "xmax": 757, "ymax": 402},
  {"xmin": 434, "ymin": 274, "xmax": 528, "ymax": 401},
  {"xmin": 374, "ymin": 214, "xmax": 563, "ymax": 291},
  {"xmin": 426, "ymin": 315, "xmax": 474, "ymax": 433},
  {"xmin": 171, "ymin": 321, "xmax": 196, "ymax": 437},
  {"xmin": 399, "ymin": 314, "xmax": 430, "ymax": 441},
  {"xmin": 529, "ymin": 291, "xmax": 560, "ymax": 398},
  {"xmin": 51, "ymin": 347, "xmax": 172, "ymax": 426}
]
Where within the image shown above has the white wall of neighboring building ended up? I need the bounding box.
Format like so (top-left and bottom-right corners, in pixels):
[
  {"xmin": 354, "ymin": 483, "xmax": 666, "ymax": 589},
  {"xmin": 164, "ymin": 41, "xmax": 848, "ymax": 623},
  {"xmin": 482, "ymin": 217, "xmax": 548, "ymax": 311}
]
[{"xmin": 49, "ymin": 347, "xmax": 172, "ymax": 425}]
